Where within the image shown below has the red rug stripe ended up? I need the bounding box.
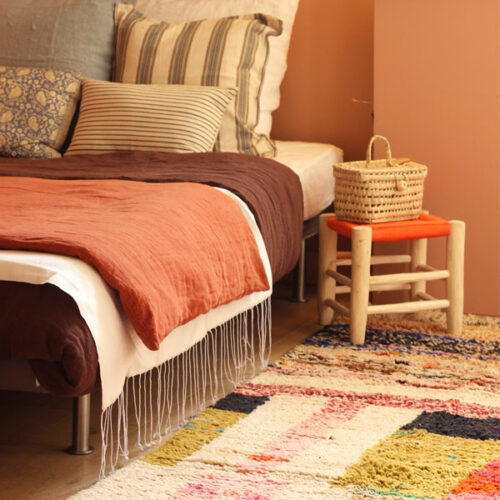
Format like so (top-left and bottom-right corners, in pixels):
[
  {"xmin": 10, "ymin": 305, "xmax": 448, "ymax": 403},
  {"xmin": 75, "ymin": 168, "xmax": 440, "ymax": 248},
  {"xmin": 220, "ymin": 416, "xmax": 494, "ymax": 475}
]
[{"xmin": 236, "ymin": 383, "xmax": 500, "ymax": 419}]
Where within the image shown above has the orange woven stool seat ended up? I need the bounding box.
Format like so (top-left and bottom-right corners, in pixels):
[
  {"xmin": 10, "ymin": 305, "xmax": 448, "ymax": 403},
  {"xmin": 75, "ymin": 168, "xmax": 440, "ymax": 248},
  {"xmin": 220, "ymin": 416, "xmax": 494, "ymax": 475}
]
[{"xmin": 327, "ymin": 213, "xmax": 450, "ymax": 242}]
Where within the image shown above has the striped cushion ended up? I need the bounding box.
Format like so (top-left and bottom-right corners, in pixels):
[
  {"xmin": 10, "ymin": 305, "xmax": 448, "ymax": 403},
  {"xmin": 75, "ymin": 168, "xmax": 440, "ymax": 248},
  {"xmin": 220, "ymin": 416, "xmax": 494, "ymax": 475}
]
[
  {"xmin": 113, "ymin": 3, "xmax": 282, "ymax": 158},
  {"xmin": 65, "ymin": 80, "xmax": 235, "ymax": 156},
  {"xmin": 135, "ymin": 0, "xmax": 300, "ymax": 149}
]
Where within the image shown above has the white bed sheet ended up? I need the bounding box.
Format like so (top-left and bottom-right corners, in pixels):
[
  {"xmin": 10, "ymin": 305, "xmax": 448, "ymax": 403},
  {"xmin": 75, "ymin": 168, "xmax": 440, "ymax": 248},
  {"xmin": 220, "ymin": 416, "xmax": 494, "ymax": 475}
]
[
  {"xmin": 0, "ymin": 189, "xmax": 272, "ymax": 409},
  {"xmin": 275, "ymin": 140, "xmax": 343, "ymax": 221}
]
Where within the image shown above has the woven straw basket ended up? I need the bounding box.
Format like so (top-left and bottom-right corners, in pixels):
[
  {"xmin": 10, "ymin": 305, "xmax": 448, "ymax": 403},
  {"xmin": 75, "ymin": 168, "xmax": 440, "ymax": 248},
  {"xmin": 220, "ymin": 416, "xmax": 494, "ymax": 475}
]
[{"xmin": 334, "ymin": 135, "xmax": 428, "ymax": 223}]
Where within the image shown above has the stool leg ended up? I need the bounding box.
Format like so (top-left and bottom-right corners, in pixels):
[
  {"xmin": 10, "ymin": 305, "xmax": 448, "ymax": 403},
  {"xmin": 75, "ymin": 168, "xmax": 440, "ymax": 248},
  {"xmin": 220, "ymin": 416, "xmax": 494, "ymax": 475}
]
[
  {"xmin": 350, "ymin": 226, "xmax": 372, "ymax": 344},
  {"xmin": 411, "ymin": 238, "xmax": 428, "ymax": 300},
  {"xmin": 318, "ymin": 214, "xmax": 337, "ymax": 325},
  {"xmin": 446, "ymin": 220, "xmax": 465, "ymax": 335}
]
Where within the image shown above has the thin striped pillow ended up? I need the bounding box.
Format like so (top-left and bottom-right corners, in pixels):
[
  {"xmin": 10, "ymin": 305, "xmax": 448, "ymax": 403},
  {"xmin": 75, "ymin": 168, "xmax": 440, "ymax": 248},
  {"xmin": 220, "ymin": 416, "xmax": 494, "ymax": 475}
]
[
  {"xmin": 65, "ymin": 80, "xmax": 236, "ymax": 156},
  {"xmin": 113, "ymin": 3, "xmax": 282, "ymax": 158}
]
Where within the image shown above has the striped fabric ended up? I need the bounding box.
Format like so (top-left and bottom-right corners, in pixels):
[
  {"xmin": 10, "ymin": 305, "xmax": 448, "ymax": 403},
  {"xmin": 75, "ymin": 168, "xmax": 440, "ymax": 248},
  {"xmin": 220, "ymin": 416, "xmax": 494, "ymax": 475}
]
[
  {"xmin": 113, "ymin": 3, "xmax": 282, "ymax": 157},
  {"xmin": 134, "ymin": 0, "xmax": 300, "ymax": 147},
  {"xmin": 65, "ymin": 80, "xmax": 236, "ymax": 156}
]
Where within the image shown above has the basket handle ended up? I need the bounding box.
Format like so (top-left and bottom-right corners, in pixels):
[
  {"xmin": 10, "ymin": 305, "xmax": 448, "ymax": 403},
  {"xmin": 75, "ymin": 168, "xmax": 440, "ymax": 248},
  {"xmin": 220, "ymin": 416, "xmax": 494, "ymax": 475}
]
[{"xmin": 366, "ymin": 135, "xmax": 394, "ymax": 167}]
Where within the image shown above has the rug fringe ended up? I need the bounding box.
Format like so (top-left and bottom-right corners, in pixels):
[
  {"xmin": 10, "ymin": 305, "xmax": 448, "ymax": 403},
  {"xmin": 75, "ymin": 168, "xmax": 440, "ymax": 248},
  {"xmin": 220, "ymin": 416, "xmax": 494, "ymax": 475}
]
[{"xmin": 99, "ymin": 297, "xmax": 272, "ymax": 478}]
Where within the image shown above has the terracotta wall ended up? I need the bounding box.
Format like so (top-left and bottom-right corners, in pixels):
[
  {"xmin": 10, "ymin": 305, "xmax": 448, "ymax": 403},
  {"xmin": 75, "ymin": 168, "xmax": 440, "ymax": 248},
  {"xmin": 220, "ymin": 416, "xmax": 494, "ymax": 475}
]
[
  {"xmin": 272, "ymin": 0, "xmax": 375, "ymax": 285},
  {"xmin": 272, "ymin": 0, "xmax": 374, "ymax": 161},
  {"xmin": 273, "ymin": 0, "xmax": 499, "ymax": 315},
  {"xmin": 374, "ymin": 0, "xmax": 500, "ymax": 315}
]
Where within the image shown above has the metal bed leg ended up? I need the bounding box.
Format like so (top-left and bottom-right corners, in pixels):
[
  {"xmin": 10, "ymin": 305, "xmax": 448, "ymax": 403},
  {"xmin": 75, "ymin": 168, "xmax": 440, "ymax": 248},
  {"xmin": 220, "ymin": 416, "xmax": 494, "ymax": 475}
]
[
  {"xmin": 290, "ymin": 214, "xmax": 324, "ymax": 303},
  {"xmin": 67, "ymin": 394, "xmax": 94, "ymax": 455},
  {"xmin": 291, "ymin": 239, "xmax": 308, "ymax": 303}
]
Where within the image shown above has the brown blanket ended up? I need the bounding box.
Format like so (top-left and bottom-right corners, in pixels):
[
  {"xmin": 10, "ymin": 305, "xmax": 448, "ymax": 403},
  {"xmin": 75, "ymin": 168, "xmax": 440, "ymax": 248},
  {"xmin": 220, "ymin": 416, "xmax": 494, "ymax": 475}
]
[
  {"xmin": 0, "ymin": 151, "xmax": 303, "ymax": 281},
  {"xmin": 0, "ymin": 281, "xmax": 99, "ymax": 397},
  {"xmin": 0, "ymin": 152, "xmax": 303, "ymax": 395}
]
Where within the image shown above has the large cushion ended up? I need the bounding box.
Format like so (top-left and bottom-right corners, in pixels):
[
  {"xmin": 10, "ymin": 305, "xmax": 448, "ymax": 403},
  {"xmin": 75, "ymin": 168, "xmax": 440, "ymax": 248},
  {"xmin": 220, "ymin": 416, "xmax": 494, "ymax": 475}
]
[
  {"xmin": 0, "ymin": 0, "xmax": 126, "ymax": 80},
  {"xmin": 65, "ymin": 80, "xmax": 236, "ymax": 156},
  {"xmin": 136, "ymin": 0, "xmax": 300, "ymax": 142},
  {"xmin": 0, "ymin": 67, "xmax": 80, "ymax": 159},
  {"xmin": 113, "ymin": 3, "xmax": 282, "ymax": 157}
]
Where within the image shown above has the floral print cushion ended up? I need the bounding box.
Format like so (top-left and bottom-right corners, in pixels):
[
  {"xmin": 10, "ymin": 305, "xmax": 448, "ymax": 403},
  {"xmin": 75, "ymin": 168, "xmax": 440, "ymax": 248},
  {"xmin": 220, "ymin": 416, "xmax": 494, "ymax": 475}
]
[{"xmin": 0, "ymin": 66, "xmax": 80, "ymax": 159}]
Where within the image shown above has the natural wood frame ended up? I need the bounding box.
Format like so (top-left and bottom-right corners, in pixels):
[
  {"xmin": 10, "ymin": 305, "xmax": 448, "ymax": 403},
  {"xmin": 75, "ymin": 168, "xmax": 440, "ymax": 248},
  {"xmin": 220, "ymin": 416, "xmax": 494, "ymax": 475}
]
[{"xmin": 318, "ymin": 213, "xmax": 466, "ymax": 344}]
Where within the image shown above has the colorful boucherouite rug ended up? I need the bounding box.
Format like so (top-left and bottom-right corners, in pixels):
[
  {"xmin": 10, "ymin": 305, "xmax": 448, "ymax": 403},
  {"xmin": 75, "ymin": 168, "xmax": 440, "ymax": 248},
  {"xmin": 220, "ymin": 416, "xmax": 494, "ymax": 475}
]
[{"xmin": 75, "ymin": 314, "xmax": 500, "ymax": 500}]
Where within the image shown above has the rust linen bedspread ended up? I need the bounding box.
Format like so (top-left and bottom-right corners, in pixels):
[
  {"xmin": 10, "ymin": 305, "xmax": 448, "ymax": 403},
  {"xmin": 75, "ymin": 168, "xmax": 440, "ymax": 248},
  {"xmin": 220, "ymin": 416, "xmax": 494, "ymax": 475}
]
[
  {"xmin": 0, "ymin": 152, "xmax": 303, "ymax": 396},
  {"xmin": 0, "ymin": 151, "xmax": 303, "ymax": 281},
  {"xmin": 0, "ymin": 178, "xmax": 269, "ymax": 351}
]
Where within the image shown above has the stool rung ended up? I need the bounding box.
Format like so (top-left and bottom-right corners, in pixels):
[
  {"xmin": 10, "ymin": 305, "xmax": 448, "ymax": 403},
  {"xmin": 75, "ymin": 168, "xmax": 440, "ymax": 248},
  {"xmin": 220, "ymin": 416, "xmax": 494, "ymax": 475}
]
[
  {"xmin": 334, "ymin": 254, "xmax": 411, "ymax": 267},
  {"xmin": 371, "ymin": 283, "xmax": 412, "ymax": 292},
  {"xmin": 336, "ymin": 283, "xmax": 411, "ymax": 294},
  {"xmin": 324, "ymin": 298, "xmax": 350, "ymax": 316},
  {"xmin": 367, "ymin": 299, "xmax": 450, "ymax": 315},
  {"xmin": 415, "ymin": 291, "xmax": 437, "ymax": 301},
  {"xmin": 369, "ymin": 269, "xmax": 449, "ymax": 286},
  {"xmin": 326, "ymin": 269, "xmax": 351, "ymax": 286},
  {"xmin": 416, "ymin": 264, "xmax": 438, "ymax": 272}
]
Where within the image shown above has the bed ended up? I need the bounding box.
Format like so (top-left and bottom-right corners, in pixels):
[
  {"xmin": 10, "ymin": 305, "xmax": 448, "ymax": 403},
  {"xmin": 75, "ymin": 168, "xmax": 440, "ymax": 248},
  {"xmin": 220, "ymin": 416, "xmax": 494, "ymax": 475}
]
[
  {"xmin": 0, "ymin": 0, "xmax": 343, "ymax": 475},
  {"xmin": 0, "ymin": 141, "xmax": 341, "ymax": 392},
  {"xmin": 0, "ymin": 143, "xmax": 341, "ymax": 457},
  {"xmin": 0, "ymin": 141, "xmax": 344, "ymax": 469}
]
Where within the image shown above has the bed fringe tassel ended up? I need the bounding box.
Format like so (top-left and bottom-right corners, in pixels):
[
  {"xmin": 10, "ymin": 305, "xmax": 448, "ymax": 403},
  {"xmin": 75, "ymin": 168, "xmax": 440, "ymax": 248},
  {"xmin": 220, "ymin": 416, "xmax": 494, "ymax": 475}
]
[{"xmin": 99, "ymin": 297, "xmax": 272, "ymax": 478}]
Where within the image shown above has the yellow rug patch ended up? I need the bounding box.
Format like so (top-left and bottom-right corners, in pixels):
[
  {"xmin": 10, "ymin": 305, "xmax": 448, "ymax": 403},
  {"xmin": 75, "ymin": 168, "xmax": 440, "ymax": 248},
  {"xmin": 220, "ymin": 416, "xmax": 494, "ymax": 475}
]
[
  {"xmin": 143, "ymin": 408, "xmax": 245, "ymax": 467},
  {"xmin": 334, "ymin": 429, "xmax": 500, "ymax": 498}
]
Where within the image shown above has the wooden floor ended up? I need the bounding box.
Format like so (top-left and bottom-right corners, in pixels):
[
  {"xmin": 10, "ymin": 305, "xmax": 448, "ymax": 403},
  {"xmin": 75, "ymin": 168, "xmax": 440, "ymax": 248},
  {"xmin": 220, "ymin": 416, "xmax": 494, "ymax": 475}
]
[{"xmin": 0, "ymin": 286, "xmax": 319, "ymax": 500}]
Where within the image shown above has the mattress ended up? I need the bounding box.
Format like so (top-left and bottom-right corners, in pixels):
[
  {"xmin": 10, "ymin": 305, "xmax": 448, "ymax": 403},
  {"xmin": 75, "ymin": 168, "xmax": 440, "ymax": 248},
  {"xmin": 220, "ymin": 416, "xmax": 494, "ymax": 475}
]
[{"xmin": 275, "ymin": 140, "xmax": 343, "ymax": 221}]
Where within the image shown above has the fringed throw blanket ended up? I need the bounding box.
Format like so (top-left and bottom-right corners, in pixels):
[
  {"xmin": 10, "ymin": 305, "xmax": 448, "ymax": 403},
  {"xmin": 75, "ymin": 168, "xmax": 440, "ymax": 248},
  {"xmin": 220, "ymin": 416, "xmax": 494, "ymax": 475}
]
[
  {"xmin": 0, "ymin": 152, "xmax": 303, "ymax": 399},
  {"xmin": 101, "ymin": 298, "xmax": 272, "ymax": 478},
  {"xmin": 0, "ymin": 177, "xmax": 269, "ymax": 350},
  {"xmin": 0, "ymin": 151, "xmax": 303, "ymax": 475}
]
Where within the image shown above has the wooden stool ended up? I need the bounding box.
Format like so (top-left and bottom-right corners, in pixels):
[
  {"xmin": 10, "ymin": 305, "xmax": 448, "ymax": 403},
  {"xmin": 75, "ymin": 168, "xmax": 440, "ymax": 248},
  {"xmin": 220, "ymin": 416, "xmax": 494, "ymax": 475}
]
[{"xmin": 318, "ymin": 213, "xmax": 465, "ymax": 344}]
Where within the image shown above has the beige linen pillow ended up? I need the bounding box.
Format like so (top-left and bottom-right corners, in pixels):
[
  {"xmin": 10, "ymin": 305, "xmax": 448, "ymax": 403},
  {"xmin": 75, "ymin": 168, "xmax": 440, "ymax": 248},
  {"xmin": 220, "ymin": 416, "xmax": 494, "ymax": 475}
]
[
  {"xmin": 0, "ymin": 66, "xmax": 80, "ymax": 159},
  {"xmin": 113, "ymin": 3, "xmax": 282, "ymax": 157},
  {"xmin": 135, "ymin": 0, "xmax": 300, "ymax": 141},
  {"xmin": 0, "ymin": 0, "xmax": 130, "ymax": 81},
  {"xmin": 66, "ymin": 80, "xmax": 236, "ymax": 155}
]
